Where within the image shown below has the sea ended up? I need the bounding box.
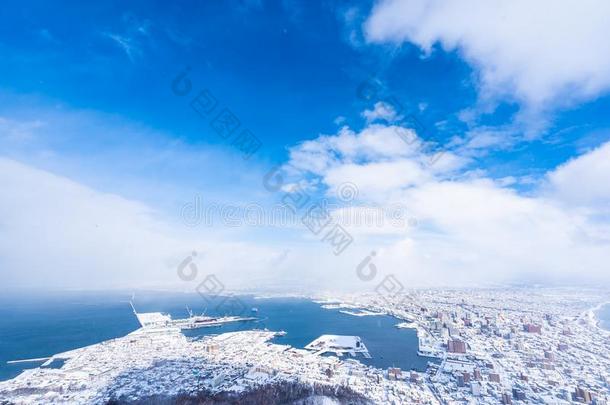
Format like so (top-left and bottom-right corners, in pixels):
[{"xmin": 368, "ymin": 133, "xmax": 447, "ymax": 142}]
[
  {"xmin": 596, "ymin": 302, "xmax": 610, "ymax": 331},
  {"xmin": 0, "ymin": 291, "xmax": 431, "ymax": 382}
]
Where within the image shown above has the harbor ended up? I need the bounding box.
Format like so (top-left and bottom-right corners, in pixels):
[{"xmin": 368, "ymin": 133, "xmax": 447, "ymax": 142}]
[{"xmin": 131, "ymin": 302, "xmax": 257, "ymax": 330}]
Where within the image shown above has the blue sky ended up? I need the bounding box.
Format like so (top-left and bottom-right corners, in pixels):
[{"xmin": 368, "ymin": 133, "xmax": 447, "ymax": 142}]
[
  {"xmin": 2, "ymin": 0, "xmax": 610, "ymax": 290},
  {"xmin": 2, "ymin": 0, "xmax": 608, "ymax": 188}
]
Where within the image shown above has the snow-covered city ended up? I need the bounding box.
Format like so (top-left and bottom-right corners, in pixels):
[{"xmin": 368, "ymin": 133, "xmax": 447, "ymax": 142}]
[{"xmin": 1, "ymin": 288, "xmax": 608, "ymax": 404}]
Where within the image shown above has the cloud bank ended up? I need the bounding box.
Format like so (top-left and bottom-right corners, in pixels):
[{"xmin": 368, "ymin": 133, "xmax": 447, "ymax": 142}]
[
  {"xmin": 2, "ymin": 120, "xmax": 609, "ymax": 290},
  {"xmin": 0, "ymin": 158, "xmax": 284, "ymax": 291},
  {"xmin": 283, "ymin": 121, "xmax": 610, "ymax": 286}
]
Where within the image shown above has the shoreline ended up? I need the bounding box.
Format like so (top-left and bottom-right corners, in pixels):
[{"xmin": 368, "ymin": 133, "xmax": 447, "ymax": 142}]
[{"xmin": 588, "ymin": 301, "xmax": 610, "ymax": 332}]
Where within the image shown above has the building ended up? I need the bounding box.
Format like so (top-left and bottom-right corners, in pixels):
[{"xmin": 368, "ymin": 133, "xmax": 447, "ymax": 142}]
[
  {"xmin": 573, "ymin": 387, "xmax": 593, "ymax": 404},
  {"xmin": 523, "ymin": 324, "xmax": 542, "ymax": 333},
  {"xmin": 203, "ymin": 344, "xmax": 219, "ymax": 354},
  {"xmin": 387, "ymin": 367, "xmax": 402, "ymax": 380},
  {"xmin": 448, "ymin": 339, "xmax": 467, "ymax": 354},
  {"xmin": 512, "ymin": 388, "xmax": 526, "ymax": 401}
]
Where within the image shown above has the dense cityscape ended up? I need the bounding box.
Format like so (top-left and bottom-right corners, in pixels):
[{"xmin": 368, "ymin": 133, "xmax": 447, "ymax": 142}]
[{"xmin": 322, "ymin": 288, "xmax": 610, "ymax": 404}]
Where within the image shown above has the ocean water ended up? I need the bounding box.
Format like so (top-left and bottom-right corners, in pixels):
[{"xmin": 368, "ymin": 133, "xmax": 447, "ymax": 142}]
[
  {"xmin": 0, "ymin": 291, "xmax": 429, "ymax": 382},
  {"xmin": 596, "ymin": 303, "xmax": 610, "ymax": 331}
]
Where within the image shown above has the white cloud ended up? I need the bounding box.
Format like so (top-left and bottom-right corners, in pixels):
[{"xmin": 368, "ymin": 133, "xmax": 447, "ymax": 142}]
[
  {"xmin": 365, "ymin": 0, "xmax": 610, "ymax": 111},
  {"xmin": 102, "ymin": 14, "xmax": 152, "ymax": 62},
  {"xmin": 325, "ymin": 160, "xmax": 430, "ymax": 196},
  {"xmin": 286, "ymin": 124, "xmax": 465, "ymax": 180},
  {"xmin": 285, "ymin": 122, "xmax": 469, "ymax": 199},
  {"xmin": 362, "ymin": 101, "xmax": 402, "ymax": 123},
  {"xmin": 283, "ymin": 119, "xmax": 610, "ymax": 286},
  {"xmin": 333, "ymin": 115, "xmax": 346, "ymax": 125},
  {"xmin": 546, "ymin": 141, "xmax": 610, "ymax": 210},
  {"xmin": 399, "ymin": 179, "xmax": 609, "ymax": 284},
  {"xmin": 104, "ymin": 33, "xmax": 141, "ymax": 62},
  {"xmin": 461, "ymin": 127, "xmax": 517, "ymax": 151}
]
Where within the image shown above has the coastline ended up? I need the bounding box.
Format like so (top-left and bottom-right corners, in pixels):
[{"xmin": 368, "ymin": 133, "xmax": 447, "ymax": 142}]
[
  {"xmin": 315, "ymin": 298, "xmax": 444, "ymax": 361},
  {"xmin": 588, "ymin": 301, "xmax": 610, "ymax": 332}
]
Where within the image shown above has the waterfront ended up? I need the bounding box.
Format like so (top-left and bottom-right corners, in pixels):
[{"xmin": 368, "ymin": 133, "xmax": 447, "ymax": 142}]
[
  {"xmin": 1, "ymin": 288, "xmax": 609, "ymax": 404},
  {"xmin": 0, "ymin": 291, "xmax": 427, "ymax": 381},
  {"xmin": 596, "ymin": 302, "xmax": 610, "ymax": 331}
]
